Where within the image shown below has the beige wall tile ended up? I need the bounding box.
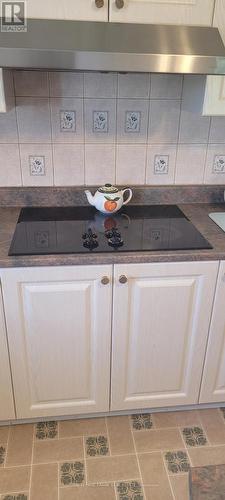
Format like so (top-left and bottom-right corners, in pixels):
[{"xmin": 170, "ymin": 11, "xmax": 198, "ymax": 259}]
[
  {"xmin": 50, "ymin": 98, "xmax": 84, "ymax": 143},
  {"xmin": 118, "ymin": 73, "xmax": 150, "ymax": 99},
  {"xmin": 148, "ymin": 99, "xmax": 180, "ymax": 144},
  {"xmin": 188, "ymin": 445, "xmax": 225, "ymax": 466},
  {"xmin": 49, "ymin": 72, "xmax": 83, "ymax": 97},
  {"xmin": 0, "ymin": 466, "xmax": 30, "ymax": 494},
  {"xmin": 107, "ymin": 416, "xmax": 135, "ymax": 455},
  {"xmin": 16, "ymin": 97, "xmax": 51, "ymax": 143},
  {"xmin": 134, "ymin": 428, "xmax": 183, "ymax": 452},
  {"xmin": 153, "ymin": 410, "xmax": 200, "ymax": 429},
  {"xmin": 53, "ymin": 144, "xmax": 84, "ymax": 186},
  {"xmin": 33, "ymin": 437, "xmax": 84, "ymax": 464},
  {"xmin": 87, "ymin": 455, "xmax": 139, "ymax": 484},
  {"xmin": 170, "ymin": 475, "xmax": 190, "ymax": 500},
  {"xmin": 85, "ymin": 144, "xmax": 116, "ymax": 185},
  {"xmin": 0, "ymin": 144, "xmax": 21, "ymax": 186},
  {"xmin": 0, "ymin": 427, "xmax": 9, "ymax": 445},
  {"xmin": 204, "ymin": 144, "xmax": 225, "ymax": 184},
  {"xmin": 84, "ymin": 73, "xmax": 117, "ymax": 98},
  {"xmin": 6, "ymin": 424, "xmax": 33, "ymax": 466},
  {"xmin": 60, "ymin": 484, "xmax": 116, "ymax": 499},
  {"xmin": 117, "ymin": 99, "xmax": 149, "ymax": 144},
  {"xmin": 146, "ymin": 144, "xmax": 176, "ymax": 185},
  {"xmin": 0, "ymin": 97, "xmax": 18, "ymax": 143},
  {"xmin": 198, "ymin": 409, "xmax": 225, "ymax": 445},
  {"xmin": 175, "ymin": 144, "xmax": 207, "ymax": 184},
  {"xmin": 84, "ymin": 98, "xmax": 116, "ymax": 143},
  {"xmin": 20, "ymin": 144, "xmax": 53, "ymax": 186},
  {"xmin": 59, "ymin": 418, "xmax": 107, "ymax": 438},
  {"xmin": 14, "ymin": 71, "xmax": 49, "ymax": 97},
  {"xmin": 179, "ymin": 75, "xmax": 210, "ymax": 144},
  {"xmin": 116, "ymin": 144, "xmax": 146, "ymax": 185},
  {"xmin": 150, "ymin": 75, "xmax": 183, "ymax": 100},
  {"xmin": 30, "ymin": 463, "xmax": 58, "ymax": 500}
]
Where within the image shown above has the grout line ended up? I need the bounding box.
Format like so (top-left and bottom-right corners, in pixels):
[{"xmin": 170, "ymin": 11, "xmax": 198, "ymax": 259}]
[
  {"xmin": 105, "ymin": 417, "xmax": 112, "ymax": 457},
  {"xmin": 28, "ymin": 424, "xmax": 35, "ymax": 500},
  {"xmin": 161, "ymin": 451, "xmax": 176, "ymax": 500},
  {"xmin": 57, "ymin": 461, "xmax": 60, "ymax": 500},
  {"xmin": 4, "ymin": 425, "xmax": 11, "ymax": 468},
  {"xmin": 82, "ymin": 436, "xmax": 88, "ymax": 486},
  {"xmin": 129, "ymin": 417, "xmax": 147, "ymax": 500}
]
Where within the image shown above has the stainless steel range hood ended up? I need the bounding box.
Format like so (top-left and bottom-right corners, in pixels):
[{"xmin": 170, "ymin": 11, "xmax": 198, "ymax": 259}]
[{"xmin": 0, "ymin": 19, "xmax": 225, "ymax": 74}]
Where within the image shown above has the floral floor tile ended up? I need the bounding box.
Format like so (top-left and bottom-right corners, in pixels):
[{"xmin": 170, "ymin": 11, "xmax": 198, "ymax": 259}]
[
  {"xmin": 0, "ymin": 446, "xmax": 5, "ymax": 465},
  {"xmin": 164, "ymin": 450, "xmax": 190, "ymax": 474},
  {"xmin": 2, "ymin": 495, "xmax": 28, "ymax": 500},
  {"xmin": 182, "ymin": 427, "xmax": 207, "ymax": 447},
  {"xmin": 131, "ymin": 414, "xmax": 153, "ymax": 430},
  {"xmin": 35, "ymin": 421, "xmax": 58, "ymax": 439},
  {"xmin": 85, "ymin": 435, "xmax": 109, "ymax": 457},
  {"xmin": 116, "ymin": 481, "xmax": 144, "ymax": 500},
  {"xmin": 60, "ymin": 462, "xmax": 85, "ymax": 486}
]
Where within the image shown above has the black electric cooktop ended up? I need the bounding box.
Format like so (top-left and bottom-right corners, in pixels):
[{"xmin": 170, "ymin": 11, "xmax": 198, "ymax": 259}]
[{"xmin": 8, "ymin": 205, "xmax": 212, "ymax": 256}]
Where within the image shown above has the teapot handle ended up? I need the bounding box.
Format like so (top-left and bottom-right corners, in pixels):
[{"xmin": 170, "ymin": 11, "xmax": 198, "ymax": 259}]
[{"xmin": 122, "ymin": 188, "xmax": 133, "ymax": 206}]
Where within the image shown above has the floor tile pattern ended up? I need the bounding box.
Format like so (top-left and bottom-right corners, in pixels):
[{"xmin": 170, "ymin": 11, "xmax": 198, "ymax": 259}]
[{"xmin": 0, "ymin": 408, "xmax": 224, "ymax": 499}]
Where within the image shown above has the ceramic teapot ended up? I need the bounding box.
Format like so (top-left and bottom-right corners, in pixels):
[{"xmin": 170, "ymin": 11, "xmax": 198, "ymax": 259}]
[{"xmin": 85, "ymin": 184, "xmax": 133, "ymax": 214}]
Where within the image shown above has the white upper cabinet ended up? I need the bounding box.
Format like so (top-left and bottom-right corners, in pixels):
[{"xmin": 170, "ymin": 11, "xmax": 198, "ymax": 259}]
[
  {"xmin": 111, "ymin": 261, "xmax": 218, "ymax": 411},
  {"xmin": 110, "ymin": 0, "xmax": 215, "ymax": 25},
  {"xmin": 1, "ymin": 266, "xmax": 112, "ymax": 419},
  {"xmin": 27, "ymin": 0, "xmax": 108, "ymax": 22},
  {"xmin": 200, "ymin": 261, "xmax": 225, "ymax": 403},
  {"xmin": 0, "ymin": 285, "xmax": 15, "ymax": 420}
]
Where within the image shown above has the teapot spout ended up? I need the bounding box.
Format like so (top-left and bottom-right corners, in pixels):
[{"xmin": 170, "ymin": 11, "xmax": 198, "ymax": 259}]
[{"xmin": 85, "ymin": 190, "xmax": 95, "ymax": 206}]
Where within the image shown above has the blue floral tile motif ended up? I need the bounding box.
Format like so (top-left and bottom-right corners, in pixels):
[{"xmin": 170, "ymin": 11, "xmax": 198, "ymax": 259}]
[
  {"xmin": 154, "ymin": 155, "xmax": 169, "ymax": 175},
  {"xmin": 116, "ymin": 481, "xmax": 144, "ymax": 500},
  {"xmin": 182, "ymin": 427, "xmax": 207, "ymax": 447},
  {"xmin": 60, "ymin": 110, "xmax": 76, "ymax": 132},
  {"xmin": 164, "ymin": 451, "xmax": 190, "ymax": 474},
  {"xmin": 0, "ymin": 446, "xmax": 5, "ymax": 465},
  {"xmin": 213, "ymin": 155, "xmax": 225, "ymax": 174},
  {"xmin": 125, "ymin": 111, "xmax": 141, "ymax": 133},
  {"xmin": 34, "ymin": 231, "xmax": 50, "ymax": 249},
  {"xmin": 35, "ymin": 421, "xmax": 57, "ymax": 439},
  {"xmin": 2, "ymin": 495, "xmax": 28, "ymax": 500},
  {"xmin": 131, "ymin": 414, "xmax": 153, "ymax": 430},
  {"xmin": 29, "ymin": 156, "xmax": 45, "ymax": 176},
  {"xmin": 85, "ymin": 435, "xmax": 109, "ymax": 456},
  {"xmin": 93, "ymin": 111, "xmax": 108, "ymax": 132},
  {"xmin": 60, "ymin": 462, "xmax": 85, "ymax": 486}
]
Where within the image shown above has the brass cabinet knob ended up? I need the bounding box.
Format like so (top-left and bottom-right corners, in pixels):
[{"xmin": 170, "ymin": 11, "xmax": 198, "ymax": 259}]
[
  {"xmin": 101, "ymin": 276, "xmax": 110, "ymax": 285},
  {"xmin": 119, "ymin": 275, "xmax": 128, "ymax": 284},
  {"xmin": 115, "ymin": 0, "xmax": 124, "ymax": 8},
  {"xmin": 95, "ymin": 0, "xmax": 104, "ymax": 7}
]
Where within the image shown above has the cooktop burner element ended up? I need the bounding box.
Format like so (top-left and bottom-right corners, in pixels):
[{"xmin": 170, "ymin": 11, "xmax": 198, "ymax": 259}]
[{"xmin": 9, "ymin": 205, "xmax": 212, "ymax": 256}]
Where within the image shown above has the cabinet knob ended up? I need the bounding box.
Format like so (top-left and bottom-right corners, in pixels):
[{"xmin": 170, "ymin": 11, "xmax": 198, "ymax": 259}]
[
  {"xmin": 119, "ymin": 275, "xmax": 128, "ymax": 284},
  {"xmin": 95, "ymin": 0, "xmax": 104, "ymax": 7},
  {"xmin": 115, "ymin": 0, "xmax": 124, "ymax": 9},
  {"xmin": 101, "ymin": 276, "xmax": 110, "ymax": 285}
]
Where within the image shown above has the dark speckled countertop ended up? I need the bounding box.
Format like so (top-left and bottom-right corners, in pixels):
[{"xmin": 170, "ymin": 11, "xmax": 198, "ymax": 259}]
[{"xmin": 1, "ymin": 203, "xmax": 225, "ymax": 267}]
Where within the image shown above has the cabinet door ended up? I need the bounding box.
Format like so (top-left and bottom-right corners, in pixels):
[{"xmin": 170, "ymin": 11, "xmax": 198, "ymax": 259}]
[
  {"xmin": 111, "ymin": 261, "xmax": 218, "ymax": 411},
  {"xmin": 0, "ymin": 285, "xmax": 15, "ymax": 420},
  {"xmin": 1, "ymin": 266, "xmax": 112, "ymax": 418},
  {"xmin": 200, "ymin": 261, "xmax": 225, "ymax": 403},
  {"xmin": 110, "ymin": 0, "xmax": 215, "ymax": 25},
  {"xmin": 27, "ymin": 0, "xmax": 108, "ymax": 22}
]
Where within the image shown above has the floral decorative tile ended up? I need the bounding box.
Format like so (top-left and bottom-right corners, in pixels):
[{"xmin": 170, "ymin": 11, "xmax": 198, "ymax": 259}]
[
  {"xmin": 29, "ymin": 156, "xmax": 45, "ymax": 176},
  {"xmin": 220, "ymin": 408, "xmax": 225, "ymax": 420},
  {"xmin": 35, "ymin": 421, "xmax": 58, "ymax": 440},
  {"xmin": 125, "ymin": 111, "xmax": 141, "ymax": 133},
  {"xmin": 116, "ymin": 481, "xmax": 144, "ymax": 500},
  {"xmin": 2, "ymin": 495, "xmax": 28, "ymax": 500},
  {"xmin": 93, "ymin": 111, "xmax": 108, "ymax": 133},
  {"xmin": 60, "ymin": 462, "xmax": 85, "ymax": 486},
  {"xmin": 0, "ymin": 446, "xmax": 5, "ymax": 465},
  {"xmin": 164, "ymin": 450, "xmax": 190, "ymax": 474},
  {"xmin": 131, "ymin": 414, "xmax": 153, "ymax": 430},
  {"xmin": 213, "ymin": 155, "xmax": 225, "ymax": 174},
  {"xmin": 60, "ymin": 110, "xmax": 76, "ymax": 132},
  {"xmin": 182, "ymin": 427, "xmax": 207, "ymax": 447},
  {"xmin": 34, "ymin": 231, "xmax": 50, "ymax": 249},
  {"xmin": 154, "ymin": 155, "xmax": 169, "ymax": 175},
  {"xmin": 85, "ymin": 435, "xmax": 109, "ymax": 457}
]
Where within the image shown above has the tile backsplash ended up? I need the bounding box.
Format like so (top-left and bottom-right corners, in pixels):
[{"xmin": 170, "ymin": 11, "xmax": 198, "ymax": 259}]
[{"xmin": 1, "ymin": 70, "xmax": 225, "ymax": 187}]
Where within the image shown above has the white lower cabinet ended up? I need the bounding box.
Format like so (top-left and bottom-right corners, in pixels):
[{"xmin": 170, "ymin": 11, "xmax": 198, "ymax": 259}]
[
  {"xmin": 111, "ymin": 262, "xmax": 218, "ymax": 411},
  {"xmin": 200, "ymin": 261, "xmax": 225, "ymax": 403},
  {"xmin": 0, "ymin": 286, "xmax": 15, "ymax": 420},
  {"xmin": 1, "ymin": 265, "xmax": 112, "ymax": 419}
]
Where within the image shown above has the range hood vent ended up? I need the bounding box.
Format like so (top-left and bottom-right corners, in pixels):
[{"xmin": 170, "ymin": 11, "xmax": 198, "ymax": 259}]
[{"xmin": 0, "ymin": 19, "xmax": 225, "ymax": 74}]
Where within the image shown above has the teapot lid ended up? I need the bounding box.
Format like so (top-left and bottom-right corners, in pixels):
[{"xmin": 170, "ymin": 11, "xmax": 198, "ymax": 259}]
[{"xmin": 98, "ymin": 183, "xmax": 118, "ymax": 194}]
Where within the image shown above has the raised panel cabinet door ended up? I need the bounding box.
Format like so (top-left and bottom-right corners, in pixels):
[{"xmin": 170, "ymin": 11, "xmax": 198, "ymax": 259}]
[
  {"xmin": 110, "ymin": 0, "xmax": 215, "ymax": 25},
  {"xmin": 200, "ymin": 261, "xmax": 225, "ymax": 403},
  {"xmin": 1, "ymin": 265, "xmax": 112, "ymax": 418},
  {"xmin": 111, "ymin": 261, "xmax": 218, "ymax": 411},
  {"xmin": 27, "ymin": 0, "xmax": 108, "ymax": 21},
  {"xmin": 0, "ymin": 285, "xmax": 15, "ymax": 420}
]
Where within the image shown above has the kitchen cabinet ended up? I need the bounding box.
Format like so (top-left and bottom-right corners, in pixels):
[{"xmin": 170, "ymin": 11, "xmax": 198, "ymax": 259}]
[
  {"xmin": 1, "ymin": 265, "xmax": 112, "ymax": 418},
  {"xmin": 200, "ymin": 261, "xmax": 225, "ymax": 403},
  {"xmin": 27, "ymin": 0, "xmax": 108, "ymax": 22},
  {"xmin": 0, "ymin": 285, "xmax": 15, "ymax": 420},
  {"xmin": 111, "ymin": 262, "xmax": 218, "ymax": 411},
  {"xmin": 109, "ymin": 0, "xmax": 215, "ymax": 26}
]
